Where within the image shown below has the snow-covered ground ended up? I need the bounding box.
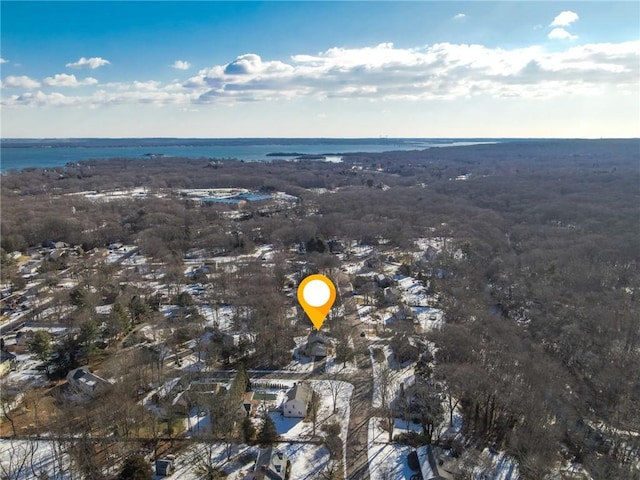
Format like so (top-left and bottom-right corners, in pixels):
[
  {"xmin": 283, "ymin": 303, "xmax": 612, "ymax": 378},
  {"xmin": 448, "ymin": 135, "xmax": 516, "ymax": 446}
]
[
  {"xmin": 283, "ymin": 336, "xmax": 315, "ymax": 373},
  {"xmin": 411, "ymin": 306, "xmax": 445, "ymax": 331},
  {"xmin": 0, "ymin": 439, "xmax": 72, "ymax": 480},
  {"xmin": 342, "ymin": 261, "xmax": 365, "ymax": 275},
  {"xmin": 196, "ymin": 305, "xmax": 235, "ymax": 331},
  {"xmin": 395, "ymin": 275, "xmax": 430, "ymax": 306},
  {"xmin": 210, "ymin": 244, "xmax": 275, "ymax": 266},
  {"xmin": 1, "ymin": 352, "xmax": 48, "ymax": 387},
  {"xmin": 325, "ymin": 341, "xmax": 359, "ymax": 374},
  {"xmin": 370, "ymin": 345, "xmax": 415, "ymax": 409},
  {"xmin": 142, "ymin": 377, "xmax": 181, "ymax": 416},
  {"xmin": 367, "ymin": 418, "xmax": 421, "ymax": 480},
  {"xmin": 269, "ymin": 380, "xmax": 353, "ymax": 442}
]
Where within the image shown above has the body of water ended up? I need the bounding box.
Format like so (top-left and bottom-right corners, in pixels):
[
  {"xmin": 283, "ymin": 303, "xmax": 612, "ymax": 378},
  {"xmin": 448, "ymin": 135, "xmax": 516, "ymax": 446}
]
[{"xmin": 0, "ymin": 138, "xmax": 498, "ymax": 172}]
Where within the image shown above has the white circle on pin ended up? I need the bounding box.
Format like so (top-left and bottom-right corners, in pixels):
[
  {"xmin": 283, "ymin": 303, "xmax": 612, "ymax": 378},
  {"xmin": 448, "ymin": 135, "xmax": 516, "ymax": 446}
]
[{"xmin": 303, "ymin": 279, "xmax": 331, "ymax": 307}]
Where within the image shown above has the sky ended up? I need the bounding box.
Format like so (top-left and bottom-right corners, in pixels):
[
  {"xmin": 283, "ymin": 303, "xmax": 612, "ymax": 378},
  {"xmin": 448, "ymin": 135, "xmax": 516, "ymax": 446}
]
[{"xmin": 1, "ymin": 1, "xmax": 638, "ymax": 138}]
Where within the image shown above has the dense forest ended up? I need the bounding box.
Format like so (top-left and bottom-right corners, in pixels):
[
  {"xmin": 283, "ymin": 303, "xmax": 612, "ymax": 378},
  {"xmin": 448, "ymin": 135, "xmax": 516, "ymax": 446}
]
[{"xmin": 1, "ymin": 139, "xmax": 639, "ymax": 478}]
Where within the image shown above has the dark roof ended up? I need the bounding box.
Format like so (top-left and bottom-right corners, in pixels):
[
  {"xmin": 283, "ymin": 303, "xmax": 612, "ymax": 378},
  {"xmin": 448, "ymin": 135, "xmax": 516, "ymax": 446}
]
[
  {"xmin": 0, "ymin": 351, "xmax": 16, "ymax": 362},
  {"xmin": 155, "ymin": 459, "xmax": 173, "ymax": 475},
  {"xmin": 307, "ymin": 331, "xmax": 328, "ymax": 345}
]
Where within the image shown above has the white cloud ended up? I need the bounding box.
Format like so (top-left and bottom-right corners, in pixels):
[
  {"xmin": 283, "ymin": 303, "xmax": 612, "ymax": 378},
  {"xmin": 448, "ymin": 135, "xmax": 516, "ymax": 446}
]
[
  {"xmin": 172, "ymin": 60, "xmax": 191, "ymax": 70},
  {"xmin": 0, "ymin": 58, "xmax": 8, "ymax": 64},
  {"xmin": 548, "ymin": 28, "xmax": 578, "ymax": 41},
  {"xmin": 551, "ymin": 11, "xmax": 579, "ymax": 27},
  {"xmin": 42, "ymin": 73, "xmax": 98, "ymax": 87},
  {"xmin": 2, "ymin": 75, "xmax": 40, "ymax": 89},
  {"xmin": 66, "ymin": 57, "xmax": 110, "ymax": 69},
  {"xmin": 453, "ymin": 13, "xmax": 466, "ymax": 20},
  {"xmin": 3, "ymin": 40, "xmax": 638, "ymax": 108},
  {"xmin": 4, "ymin": 90, "xmax": 79, "ymax": 107}
]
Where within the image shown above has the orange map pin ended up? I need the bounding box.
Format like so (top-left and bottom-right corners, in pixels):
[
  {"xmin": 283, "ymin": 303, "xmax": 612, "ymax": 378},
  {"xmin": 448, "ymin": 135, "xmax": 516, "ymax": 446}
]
[{"xmin": 297, "ymin": 274, "xmax": 336, "ymax": 330}]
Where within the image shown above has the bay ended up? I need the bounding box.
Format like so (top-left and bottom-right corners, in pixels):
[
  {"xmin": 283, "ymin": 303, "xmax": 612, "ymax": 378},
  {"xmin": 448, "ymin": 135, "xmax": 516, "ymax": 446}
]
[{"xmin": 0, "ymin": 138, "xmax": 498, "ymax": 172}]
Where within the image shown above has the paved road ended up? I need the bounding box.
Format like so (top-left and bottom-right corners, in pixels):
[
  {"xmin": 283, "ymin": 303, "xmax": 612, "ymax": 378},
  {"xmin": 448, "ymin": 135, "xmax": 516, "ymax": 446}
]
[{"xmin": 337, "ymin": 271, "xmax": 375, "ymax": 480}]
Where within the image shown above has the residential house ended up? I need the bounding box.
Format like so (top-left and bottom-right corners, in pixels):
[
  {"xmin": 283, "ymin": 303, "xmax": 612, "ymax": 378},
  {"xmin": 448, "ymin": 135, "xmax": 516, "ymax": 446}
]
[
  {"xmin": 283, "ymin": 382, "xmax": 311, "ymax": 418},
  {"xmin": 303, "ymin": 331, "xmax": 331, "ymax": 359},
  {"xmin": 327, "ymin": 239, "xmax": 345, "ymax": 254},
  {"xmin": 155, "ymin": 459, "xmax": 174, "ymax": 476},
  {"xmin": 171, "ymin": 390, "xmax": 192, "ymax": 416},
  {"xmin": 376, "ymin": 274, "xmax": 391, "ymax": 288},
  {"xmin": 0, "ymin": 351, "xmax": 17, "ymax": 377},
  {"xmin": 20, "ymin": 261, "xmax": 40, "ymax": 276},
  {"xmin": 244, "ymin": 447, "xmax": 289, "ymax": 480},
  {"xmin": 243, "ymin": 391, "xmax": 255, "ymax": 415},
  {"xmin": 66, "ymin": 366, "xmax": 111, "ymax": 396}
]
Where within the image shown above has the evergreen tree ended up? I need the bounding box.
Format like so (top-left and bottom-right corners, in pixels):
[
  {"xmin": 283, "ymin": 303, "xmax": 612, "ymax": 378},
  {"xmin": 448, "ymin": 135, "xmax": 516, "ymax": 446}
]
[
  {"xmin": 128, "ymin": 296, "xmax": 149, "ymax": 327},
  {"xmin": 257, "ymin": 412, "xmax": 278, "ymax": 446},
  {"xmin": 30, "ymin": 330, "xmax": 52, "ymax": 365},
  {"xmin": 106, "ymin": 301, "xmax": 129, "ymax": 340},
  {"xmin": 117, "ymin": 454, "xmax": 152, "ymax": 480},
  {"xmin": 305, "ymin": 237, "xmax": 327, "ymax": 253},
  {"xmin": 78, "ymin": 319, "xmax": 99, "ymax": 356},
  {"xmin": 230, "ymin": 363, "xmax": 249, "ymax": 403},
  {"xmin": 241, "ymin": 416, "xmax": 256, "ymax": 444}
]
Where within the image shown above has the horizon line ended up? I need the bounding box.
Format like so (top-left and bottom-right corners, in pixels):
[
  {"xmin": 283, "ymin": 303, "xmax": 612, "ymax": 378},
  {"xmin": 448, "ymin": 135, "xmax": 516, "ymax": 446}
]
[{"xmin": 2, "ymin": 136, "xmax": 638, "ymax": 141}]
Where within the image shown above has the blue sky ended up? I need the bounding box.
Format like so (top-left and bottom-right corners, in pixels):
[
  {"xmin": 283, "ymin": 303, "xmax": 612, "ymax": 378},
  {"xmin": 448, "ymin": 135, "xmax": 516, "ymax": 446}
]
[{"xmin": 1, "ymin": 1, "xmax": 638, "ymax": 138}]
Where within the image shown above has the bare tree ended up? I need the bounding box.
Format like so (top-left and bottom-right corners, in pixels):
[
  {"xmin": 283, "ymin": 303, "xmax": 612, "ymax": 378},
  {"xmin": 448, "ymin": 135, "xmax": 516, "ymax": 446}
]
[
  {"xmin": 0, "ymin": 439, "xmax": 37, "ymax": 480},
  {"xmin": 309, "ymin": 390, "xmax": 321, "ymax": 438},
  {"xmin": 191, "ymin": 441, "xmax": 228, "ymax": 480},
  {"xmin": 0, "ymin": 390, "xmax": 20, "ymax": 436},
  {"xmin": 325, "ymin": 375, "xmax": 348, "ymax": 414},
  {"xmin": 376, "ymin": 364, "xmax": 397, "ymax": 442}
]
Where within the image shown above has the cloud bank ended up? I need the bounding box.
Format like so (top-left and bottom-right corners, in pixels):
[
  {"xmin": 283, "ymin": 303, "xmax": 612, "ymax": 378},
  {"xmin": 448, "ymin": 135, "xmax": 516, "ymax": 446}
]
[{"xmin": 3, "ymin": 41, "xmax": 638, "ymax": 107}]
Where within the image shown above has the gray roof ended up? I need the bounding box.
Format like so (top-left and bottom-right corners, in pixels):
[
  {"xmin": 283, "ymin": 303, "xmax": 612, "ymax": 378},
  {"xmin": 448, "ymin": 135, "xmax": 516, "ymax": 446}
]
[
  {"xmin": 286, "ymin": 382, "xmax": 312, "ymax": 404},
  {"xmin": 254, "ymin": 447, "xmax": 287, "ymax": 480}
]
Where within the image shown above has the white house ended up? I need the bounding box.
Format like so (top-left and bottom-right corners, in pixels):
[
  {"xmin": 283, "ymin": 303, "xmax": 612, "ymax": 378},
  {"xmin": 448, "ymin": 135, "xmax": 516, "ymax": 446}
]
[{"xmin": 283, "ymin": 382, "xmax": 312, "ymax": 418}]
